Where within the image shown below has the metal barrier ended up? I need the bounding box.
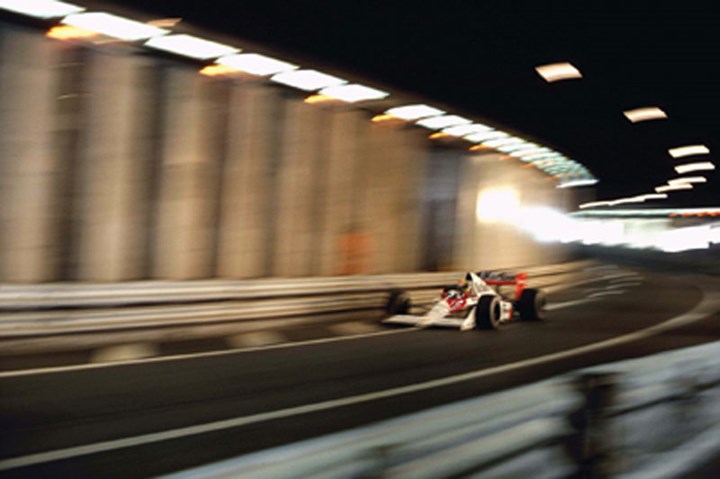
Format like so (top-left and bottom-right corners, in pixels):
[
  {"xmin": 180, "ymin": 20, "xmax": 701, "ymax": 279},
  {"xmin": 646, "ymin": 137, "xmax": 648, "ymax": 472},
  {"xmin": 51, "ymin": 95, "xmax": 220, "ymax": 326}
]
[
  {"xmin": 0, "ymin": 261, "xmax": 596, "ymax": 337},
  {"xmin": 162, "ymin": 339, "xmax": 720, "ymax": 479}
]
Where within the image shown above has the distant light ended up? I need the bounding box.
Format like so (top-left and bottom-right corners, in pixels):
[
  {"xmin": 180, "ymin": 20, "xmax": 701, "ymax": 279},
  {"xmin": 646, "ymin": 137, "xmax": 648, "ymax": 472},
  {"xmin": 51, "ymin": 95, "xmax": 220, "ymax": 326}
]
[
  {"xmin": 469, "ymin": 144, "xmax": 490, "ymax": 151},
  {"xmin": 638, "ymin": 193, "xmax": 668, "ymax": 201},
  {"xmin": 442, "ymin": 123, "xmax": 493, "ymax": 137},
  {"xmin": 304, "ymin": 94, "xmax": 335, "ymax": 104},
  {"xmin": 579, "ymin": 201, "xmax": 611, "ymax": 209},
  {"xmin": 535, "ymin": 62, "xmax": 582, "ymax": 83},
  {"xmin": 385, "ymin": 104, "xmax": 445, "ymax": 121},
  {"xmin": 655, "ymin": 183, "xmax": 693, "ymax": 193},
  {"xmin": 668, "ymin": 144, "xmax": 710, "ymax": 159},
  {"xmin": 371, "ymin": 114, "xmax": 397, "ymax": 123},
  {"xmin": 145, "ymin": 34, "xmax": 239, "ymax": 60},
  {"xmin": 557, "ymin": 179, "xmax": 598, "ymax": 188},
  {"xmin": 428, "ymin": 132, "xmax": 450, "ymax": 140},
  {"xmin": 464, "ymin": 131, "xmax": 509, "ymax": 143},
  {"xmin": 416, "ymin": 115, "xmax": 471, "ymax": 130},
  {"xmin": 62, "ymin": 12, "xmax": 169, "ymax": 41},
  {"xmin": 0, "ymin": 0, "xmax": 83, "ymax": 19},
  {"xmin": 476, "ymin": 188, "xmax": 520, "ymax": 222},
  {"xmin": 217, "ymin": 53, "xmax": 298, "ymax": 76},
  {"xmin": 674, "ymin": 162, "xmax": 715, "ymax": 175},
  {"xmin": 668, "ymin": 176, "xmax": 706, "ymax": 185},
  {"xmin": 319, "ymin": 84, "xmax": 388, "ymax": 103},
  {"xmin": 46, "ymin": 24, "xmax": 98, "ymax": 41},
  {"xmin": 623, "ymin": 107, "xmax": 667, "ymax": 123},
  {"xmin": 271, "ymin": 69, "xmax": 346, "ymax": 91}
]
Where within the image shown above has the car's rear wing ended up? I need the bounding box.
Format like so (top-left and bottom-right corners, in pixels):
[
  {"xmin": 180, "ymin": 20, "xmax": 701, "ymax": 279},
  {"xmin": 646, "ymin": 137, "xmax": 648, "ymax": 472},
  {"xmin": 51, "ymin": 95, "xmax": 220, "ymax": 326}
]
[{"xmin": 474, "ymin": 271, "xmax": 528, "ymax": 297}]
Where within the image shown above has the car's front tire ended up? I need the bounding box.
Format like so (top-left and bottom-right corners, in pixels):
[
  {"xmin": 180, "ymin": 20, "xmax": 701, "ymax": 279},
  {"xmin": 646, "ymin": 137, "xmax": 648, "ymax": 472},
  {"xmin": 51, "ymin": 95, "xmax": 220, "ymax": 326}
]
[{"xmin": 385, "ymin": 289, "xmax": 411, "ymax": 316}]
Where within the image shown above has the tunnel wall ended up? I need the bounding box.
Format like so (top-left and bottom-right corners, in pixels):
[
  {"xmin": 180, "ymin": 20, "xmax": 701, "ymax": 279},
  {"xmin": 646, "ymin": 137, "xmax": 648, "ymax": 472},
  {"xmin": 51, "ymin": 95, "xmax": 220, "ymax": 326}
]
[{"xmin": 0, "ymin": 22, "xmax": 572, "ymax": 283}]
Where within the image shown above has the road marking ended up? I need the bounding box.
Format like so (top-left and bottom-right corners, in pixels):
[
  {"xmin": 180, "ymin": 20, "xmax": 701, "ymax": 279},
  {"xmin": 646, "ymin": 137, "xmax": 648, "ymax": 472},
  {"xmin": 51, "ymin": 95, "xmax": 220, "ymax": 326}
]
[
  {"xmin": 0, "ymin": 329, "xmax": 414, "ymax": 379},
  {"xmin": 1, "ymin": 284, "xmax": 717, "ymax": 472},
  {"xmin": 90, "ymin": 343, "xmax": 157, "ymax": 363},
  {"xmin": 589, "ymin": 290, "xmax": 627, "ymax": 298}
]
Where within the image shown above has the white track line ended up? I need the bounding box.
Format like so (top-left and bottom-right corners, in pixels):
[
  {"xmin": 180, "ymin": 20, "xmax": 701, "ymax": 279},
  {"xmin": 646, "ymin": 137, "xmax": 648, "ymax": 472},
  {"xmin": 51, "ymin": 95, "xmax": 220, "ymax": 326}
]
[{"xmin": 1, "ymin": 284, "xmax": 717, "ymax": 472}]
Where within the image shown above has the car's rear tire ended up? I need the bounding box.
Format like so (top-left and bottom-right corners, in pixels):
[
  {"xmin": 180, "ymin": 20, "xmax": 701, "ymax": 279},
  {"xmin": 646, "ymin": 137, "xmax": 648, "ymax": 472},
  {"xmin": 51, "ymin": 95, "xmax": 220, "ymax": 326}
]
[
  {"xmin": 517, "ymin": 288, "xmax": 546, "ymax": 321},
  {"xmin": 475, "ymin": 295, "xmax": 501, "ymax": 330},
  {"xmin": 385, "ymin": 289, "xmax": 411, "ymax": 316}
]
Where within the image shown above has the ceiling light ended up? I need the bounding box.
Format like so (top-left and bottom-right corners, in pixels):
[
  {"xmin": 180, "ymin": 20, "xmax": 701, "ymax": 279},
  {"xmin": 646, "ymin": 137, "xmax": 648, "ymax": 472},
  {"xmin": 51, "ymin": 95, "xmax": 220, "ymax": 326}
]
[
  {"xmin": 656, "ymin": 184, "xmax": 693, "ymax": 193},
  {"xmin": 557, "ymin": 179, "xmax": 598, "ymax": 188},
  {"xmin": 385, "ymin": 104, "xmax": 445, "ymax": 121},
  {"xmin": 217, "ymin": 53, "xmax": 298, "ymax": 76},
  {"xmin": 668, "ymin": 144, "xmax": 710, "ymax": 158},
  {"xmin": 464, "ymin": 131, "xmax": 509, "ymax": 143},
  {"xmin": 442, "ymin": 123, "xmax": 493, "ymax": 137},
  {"xmin": 47, "ymin": 24, "xmax": 98, "ymax": 40},
  {"xmin": 535, "ymin": 62, "xmax": 582, "ymax": 82},
  {"xmin": 580, "ymin": 201, "xmax": 611, "ymax": 209},
  {"xmin": 319, "ymin": 84, "xmax": 388, "ymax": 103},
  {"xmin": 668, "ymin": 176, "xmax": 706, "ymax": 185},
  {"xmin": 638, "ymin": 193, "xmax": 668, "ymax": 201},
  {"xmin": 675, "ymin": 162, "xmax": 715, "ymax": 174},
  {"xmin": 145, "ymin": 34, "xmax": 239, "ymax": 60},
  {"xmin": 0, "ymin": 0, "xmax": 83, "ymax": 19},
  {"xmin": 482, "ymin": 137, "xmax": 527, "ymax": 148},
  {"xmin": 62, "ymin": 12, "xmax": 169, "ymax": 41},
  {"xmin": 416, "ymin": 115, "xmax": 471, "ymax": 130},
  {"xmin": 623, "ymin": 107, "xmax": 668, "ymax": 123},
  {"xmin": 271, "ymin": 69, "xmax": 346, "ymax": 91}
]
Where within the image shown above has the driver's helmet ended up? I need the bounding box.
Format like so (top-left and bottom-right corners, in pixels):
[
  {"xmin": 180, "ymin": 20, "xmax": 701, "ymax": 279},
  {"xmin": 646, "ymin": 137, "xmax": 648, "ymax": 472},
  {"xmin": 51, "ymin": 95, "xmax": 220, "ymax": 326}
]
[{"xmin": 457, "ymin": 279, "xmax": 471, "ymax": 295}]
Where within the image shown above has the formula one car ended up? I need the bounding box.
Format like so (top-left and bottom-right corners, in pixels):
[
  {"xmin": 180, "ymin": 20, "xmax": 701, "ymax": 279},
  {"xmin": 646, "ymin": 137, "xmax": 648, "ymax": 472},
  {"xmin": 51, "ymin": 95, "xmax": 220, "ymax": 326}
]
[{"xmin": 383, "ymin": 271, "xmax": 546, "ymax": 330}]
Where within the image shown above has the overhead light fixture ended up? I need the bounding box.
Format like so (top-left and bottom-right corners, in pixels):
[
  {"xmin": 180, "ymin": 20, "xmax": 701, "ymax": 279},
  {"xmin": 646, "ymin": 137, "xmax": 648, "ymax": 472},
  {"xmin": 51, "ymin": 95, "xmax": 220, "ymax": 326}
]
[
  {"xmin": 535, "ymin": 62, "xmax": 582, "ymax": 83},
  {"xmin": 0, "ymin": 0, "xmax": 84, "ymax": 19},
  {"xmin": 271, "ymin": 69, "xmax": 346, "ymax": 91},
  {"xmin": 319, "ymin": 84, "xmax": 388, "ymax": 103},
  {"xmin": 522, "ymin": 152, "xmax": 560, "ymax": 161},
  {"xmin": 217, "ymin": 53, "xmax": 298, "ymax": 76},
  {"xmin": 385, "ymin": 104, "xmax": 445, "ymax": 121},
  {"xmin": 304, "ymin": 94, "xmax": 335, "ymax": 104},
  {"xmin": 668, "ymin": 176, "xmax": 706, "ymax": 185},
  {"xmin": 62, "ymin": 12, "xmax": 169, "ymax": 41},
  {"xmin": 623, "ymin": 106, "xmax": 667, "ymax": 123},
  {"xmin": 416, "ymin": 115, "xmax": 471, "ymax": 130},
  {"xmin": 656, "ymin": 183, "xmax": 693, "ymax": 193},
  {"xmin": 580, "ymin": 201, "xmax": 611, "ymax": 209},
  {"xmin": 464, "ymin": 131, "xmax": 509, "ymax": 143},
  {"xmin": 675, "ymin": 162, "xmax": 715, "ymax": 175},
  {"xmin": 557, "ymin": 179, "xmax": 598, "ymax": 188},
  {"xmin": 442, "ymin": 123, "xmax": 493, "ymax": 137},
  {"xmin": 482, "ymin": 137, "xmax": 527, "ymax": 148},
  {"xmin": 638, "ymin": 193, "xmax": 668, "ymax": 201},
  {"xmin": 668, "ymin": 144, "xmax": 710, "ymax": 159},
  {"xmin": 47, "ymin": 24, "xmax": 98, "ymax": 40},
  {"xmin": 145, "ymin": 34, "xmax": 239, "ymax": 60}
]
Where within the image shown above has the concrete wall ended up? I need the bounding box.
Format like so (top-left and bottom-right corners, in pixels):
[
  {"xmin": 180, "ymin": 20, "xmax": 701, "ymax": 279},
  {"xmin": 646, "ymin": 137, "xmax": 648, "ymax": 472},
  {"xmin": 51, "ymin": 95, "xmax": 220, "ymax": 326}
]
[{"xmin": 0, "ymin": 21, "xmax": 571, "ymax": 283}]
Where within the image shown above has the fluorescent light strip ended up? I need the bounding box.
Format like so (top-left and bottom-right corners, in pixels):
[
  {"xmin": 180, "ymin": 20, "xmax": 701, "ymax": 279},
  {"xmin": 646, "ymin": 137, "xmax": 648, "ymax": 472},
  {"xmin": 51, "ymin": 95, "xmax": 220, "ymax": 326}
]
[
  {"xmin": 668, "ymin": 176, "xmax": 706, "ymax": 185},
  {"xmin": 638, "ymin": 193, "xmax": 668, "ymax": 201},
  {"xmin": 668, "ymin": 144, "xmax": 710, "ymax": 158},
  {"xmin": 656, "ymin": 184, "xmax": 693, "ymax": 193},
  {"xmin": 385, "ymin": 104, "xmax": 444, "ymax": 121},
  {"xmin": 271, "ymin": 69, "xmax": 346, "ymax": 91},
  {"xmin": 535, "ymin": 62, "xmax": 582, "ymax": 83},
  {"xmin": 675, "ymin": 162, "xmax": 715, "ymax": 175},
  {"xmin": 416, "ymin": 115, "xmax": 471, "ymax": 130},
  {"xmin": 464, "ymin": 131, "xmax": 509, "ymax": 143},
  {"xmin": 442, "ymin": 123, "xmax": 493, "ymax": 137},
  {"xmin": 145, "ymin": 34, "xmax": 239, "ymax": 60},
  {"xmin": 62, "ymin": 12, "xmax": 169, "ymax": 41},
  {"xmin": 319, "ymin": 84, "xmax": 388, "ymax": 103},
  {"xmin": 557, "ymin": 179, "xmax": 598, "ymax": 189},
  {"xmin": 580, "ymin": 201, "xmax": 611, "ymax": 209},
  {"xmin": 623, "ymin": 106, "xmax": 667, "ymax": 123},
  {"xmin": 216, "ymin": 53, "xmax": 298, "ymax": 76},
  {"xmin": 0, "ymin": 0, "xmax": 83, "ymax": 19},
  {"xmin": 482, "ymin": 137, "xmax": 527, "ymax": 148}
]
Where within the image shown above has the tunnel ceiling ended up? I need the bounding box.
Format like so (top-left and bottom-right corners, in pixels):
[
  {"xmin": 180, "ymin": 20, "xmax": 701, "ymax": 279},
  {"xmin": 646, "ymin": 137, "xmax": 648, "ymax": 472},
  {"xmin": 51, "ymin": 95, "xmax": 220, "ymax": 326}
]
[{"xmin": 106, "ymin": 0, "xmax": 719, "ymax": 208}]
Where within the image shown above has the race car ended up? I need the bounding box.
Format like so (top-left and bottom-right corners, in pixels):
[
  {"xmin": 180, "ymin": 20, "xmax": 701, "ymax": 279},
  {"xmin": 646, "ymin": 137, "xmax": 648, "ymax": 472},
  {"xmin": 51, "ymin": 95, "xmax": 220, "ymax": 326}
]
[{"xmin": 382, "ymin": 271, "xmax": 546, "ymax": 330}]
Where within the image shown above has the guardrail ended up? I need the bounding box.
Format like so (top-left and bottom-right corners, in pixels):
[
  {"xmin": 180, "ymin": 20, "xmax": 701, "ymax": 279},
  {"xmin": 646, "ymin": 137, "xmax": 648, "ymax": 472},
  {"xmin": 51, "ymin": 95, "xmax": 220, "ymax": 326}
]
[
  {"xmin": 163, "ymin": 339, "xmax": 720, "ymax": 479},
  {"xmin": 0, "ymin": 260, "xmax": 597, "ymax": 338}
]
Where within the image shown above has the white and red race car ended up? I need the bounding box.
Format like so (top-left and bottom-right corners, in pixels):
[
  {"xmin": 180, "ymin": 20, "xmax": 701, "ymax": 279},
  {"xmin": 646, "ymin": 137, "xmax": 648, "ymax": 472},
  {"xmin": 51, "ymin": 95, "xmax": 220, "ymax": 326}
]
[{"xmin": 383, "ymin": 271, "xmax": 546, "ymax": 330}]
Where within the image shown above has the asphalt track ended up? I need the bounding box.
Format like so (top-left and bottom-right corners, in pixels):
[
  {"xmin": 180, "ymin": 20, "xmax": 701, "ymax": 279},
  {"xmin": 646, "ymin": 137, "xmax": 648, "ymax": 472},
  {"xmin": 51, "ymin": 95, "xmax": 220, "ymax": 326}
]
[{"xmin": 1, "ymin": 266, "xmax": 719, "ymax": 478}]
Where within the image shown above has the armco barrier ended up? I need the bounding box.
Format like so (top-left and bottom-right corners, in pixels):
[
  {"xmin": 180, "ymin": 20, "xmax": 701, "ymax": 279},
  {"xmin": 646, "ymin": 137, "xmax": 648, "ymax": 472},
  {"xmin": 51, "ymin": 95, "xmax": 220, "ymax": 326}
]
[
  {"xmin": 162, "ymin": 339, "xmax": 720, "ymax": 479},
  {"xmin": 0, "ymin": 260, "xmax": 597, "ymax": 337}
]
